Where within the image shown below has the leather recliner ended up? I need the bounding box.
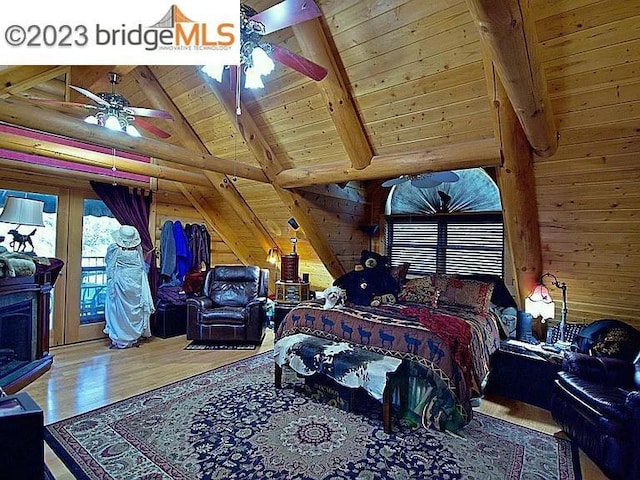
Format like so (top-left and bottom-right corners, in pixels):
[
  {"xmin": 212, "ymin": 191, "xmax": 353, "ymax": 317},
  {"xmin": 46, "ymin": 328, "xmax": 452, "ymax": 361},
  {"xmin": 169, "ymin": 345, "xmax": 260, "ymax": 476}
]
[
  {"xmin": 550, "ymin": 351, "xmax": 640, "ymax": 480},
  {"xmin": 186, "ymin": 265, "xmax": 269, "ymax": 344}
]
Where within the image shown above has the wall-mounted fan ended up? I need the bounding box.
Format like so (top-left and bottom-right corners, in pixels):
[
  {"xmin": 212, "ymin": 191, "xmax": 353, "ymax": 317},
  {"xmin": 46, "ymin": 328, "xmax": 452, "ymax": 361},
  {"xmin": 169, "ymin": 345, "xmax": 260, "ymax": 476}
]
[
  {"xmin": 26, "ymin": 72, "xmax": 173, "ymax": 139},
  {"xmin": 381, "ymin": 171, "xmax": 460, "ymax": 189},
  {"xmin": 203, "ymin": 0, "xmax": 328, "ymax": 90}
]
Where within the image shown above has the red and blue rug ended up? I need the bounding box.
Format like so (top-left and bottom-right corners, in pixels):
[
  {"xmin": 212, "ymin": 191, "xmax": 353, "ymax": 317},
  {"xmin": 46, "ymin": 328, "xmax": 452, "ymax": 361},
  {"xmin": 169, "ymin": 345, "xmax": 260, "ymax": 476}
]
[{"xmin": 45, "ymin": 352, "xmax": 581, "ymax": 479}]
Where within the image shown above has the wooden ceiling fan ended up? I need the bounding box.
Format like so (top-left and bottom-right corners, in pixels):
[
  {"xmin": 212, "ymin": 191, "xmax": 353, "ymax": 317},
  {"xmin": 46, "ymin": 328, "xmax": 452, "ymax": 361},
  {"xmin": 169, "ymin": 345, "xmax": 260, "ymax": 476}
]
[
  {"xmin": 203, "ymin": 0, "xmax": 328, "ymax": 90},
  {"xmin": 24, "ymin": 72, "xmax": 173, "ymax": 139}
]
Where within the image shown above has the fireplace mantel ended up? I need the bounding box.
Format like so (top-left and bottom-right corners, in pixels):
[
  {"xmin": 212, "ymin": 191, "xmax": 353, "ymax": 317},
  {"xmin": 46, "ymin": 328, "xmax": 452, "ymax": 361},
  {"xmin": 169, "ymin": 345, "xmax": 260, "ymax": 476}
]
[{"xmin": 0, "ymin": 260, "xmax": 62, "ymax": 393}]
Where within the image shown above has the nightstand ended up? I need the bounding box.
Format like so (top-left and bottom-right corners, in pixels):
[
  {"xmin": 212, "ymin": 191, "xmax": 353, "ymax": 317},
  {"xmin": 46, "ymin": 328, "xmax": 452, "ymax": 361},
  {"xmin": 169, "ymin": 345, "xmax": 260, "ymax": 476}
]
[{"xmin": 484, "ymin": 340, "xmax": 563, "ymax": 410}]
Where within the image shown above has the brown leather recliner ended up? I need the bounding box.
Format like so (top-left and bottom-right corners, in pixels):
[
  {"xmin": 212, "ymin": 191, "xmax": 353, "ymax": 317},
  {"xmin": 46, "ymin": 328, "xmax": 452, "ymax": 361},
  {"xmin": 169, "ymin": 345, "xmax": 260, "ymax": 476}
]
[{"xmin": 186, "ymin": 265, "xmax": 269, "ymax": 344}]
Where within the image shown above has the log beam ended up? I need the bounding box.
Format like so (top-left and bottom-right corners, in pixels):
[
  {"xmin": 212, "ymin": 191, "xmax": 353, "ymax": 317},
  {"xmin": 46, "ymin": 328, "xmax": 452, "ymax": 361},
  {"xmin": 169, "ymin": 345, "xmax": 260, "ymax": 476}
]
[
  {"xmin": 0, "ymin": 66, "xmax": 69, "ymax": 99},
  {"xmin": 464, "ymin": 0, "xmax": 558, "ymax": 157},
  {"xmin": 0, "ymin": 97, "xmax": 269, "ymax": 183},
  {"xmin": 276, "ymin": 139, "xmax": 501, "ymax": 188},
  {"xmin": 486, "ymin": 62, "xmax": 543, "ymax": 306},
  {"xmin": 135, "ymin": 66, "xmax": 277, "ymax": 256},
  {"xmin": 206, "ymin": 77, "xmax": 346, "ymax": 278},
  {"xmin": 293, "ymin": 18, "xmax": 373, "ymax": 170}
]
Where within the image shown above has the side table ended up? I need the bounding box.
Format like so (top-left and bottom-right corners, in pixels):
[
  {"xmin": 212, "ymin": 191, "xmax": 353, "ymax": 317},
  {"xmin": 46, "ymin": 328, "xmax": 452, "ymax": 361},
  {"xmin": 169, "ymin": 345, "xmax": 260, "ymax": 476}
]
[{"xmin": 484, "ymin": 340, "xmax": 563, "ymax": 410}]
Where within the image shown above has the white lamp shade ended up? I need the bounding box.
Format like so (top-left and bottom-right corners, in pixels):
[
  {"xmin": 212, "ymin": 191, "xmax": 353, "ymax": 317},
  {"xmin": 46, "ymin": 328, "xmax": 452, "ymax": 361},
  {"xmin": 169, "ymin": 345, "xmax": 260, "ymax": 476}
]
[
  {"xmin": 104, "ymin": 114, "xmax": 122, "ymax": 131},
  {"xmin": 0, "ymin": 197, "xmax": 45, "ymax": 227},
  {"xmin": 125, "ymin": 124, "xmax": 141, "ymax": 137},
  {"xmin": 244, "ymin": 66, "xmax": 265, "ymax": 89},
  {"xmin": 525, "ymin": 284, "xmax": 555, "ymax": 320},
  {"xmin": 202, "ymin": 64, "xmax": 225, "ymax": 82},
  {"xmin": 252, "ymin": 47, "xmax": 275, "ymax": 77}
]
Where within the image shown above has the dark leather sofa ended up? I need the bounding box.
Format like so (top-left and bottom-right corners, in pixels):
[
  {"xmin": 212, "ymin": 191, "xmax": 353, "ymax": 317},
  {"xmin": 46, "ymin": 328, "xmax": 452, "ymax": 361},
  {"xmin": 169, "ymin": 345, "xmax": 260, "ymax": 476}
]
[
  {"xmin": 551, "ymin": 351, "xmax": 640, "ymax": 480},
  {"xmin": 186, "ymin": 265, "xmax": 269, "ymax": 344}
]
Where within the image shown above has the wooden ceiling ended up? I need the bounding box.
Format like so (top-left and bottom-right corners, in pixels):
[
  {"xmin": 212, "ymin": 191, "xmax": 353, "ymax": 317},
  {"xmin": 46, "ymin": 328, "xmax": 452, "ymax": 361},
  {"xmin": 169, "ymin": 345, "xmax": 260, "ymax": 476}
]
[{"xmin": 1, "ymin": 0, "xmax": 639, "ymax": 328}]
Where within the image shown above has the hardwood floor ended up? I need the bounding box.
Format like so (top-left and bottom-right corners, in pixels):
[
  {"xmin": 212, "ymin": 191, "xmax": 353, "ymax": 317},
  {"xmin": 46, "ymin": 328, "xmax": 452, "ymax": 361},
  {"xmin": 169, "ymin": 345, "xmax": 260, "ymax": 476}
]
[{"xmin": 25, "ymin": 330, "xmax": 608, "ymax": 479}]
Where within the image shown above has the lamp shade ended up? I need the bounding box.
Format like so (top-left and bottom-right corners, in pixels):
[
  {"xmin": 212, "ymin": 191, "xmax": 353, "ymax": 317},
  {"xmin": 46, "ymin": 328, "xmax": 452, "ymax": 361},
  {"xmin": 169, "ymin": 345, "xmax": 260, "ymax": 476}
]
[
  {"xmin": 0, "ymin": 197, "xmax": 45, "ymax": 227},
  {"xmin": 525, "ymin": 284, "xmax": 555, "ymax": 320}
]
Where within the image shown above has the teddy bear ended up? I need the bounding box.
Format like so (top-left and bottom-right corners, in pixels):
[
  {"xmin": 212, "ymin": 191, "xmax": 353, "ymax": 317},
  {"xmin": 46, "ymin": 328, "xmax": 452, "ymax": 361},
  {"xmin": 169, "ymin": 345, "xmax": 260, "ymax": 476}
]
[{"xmin": 333, "ymin": 250, "xmax": 400, "ymax": 307}]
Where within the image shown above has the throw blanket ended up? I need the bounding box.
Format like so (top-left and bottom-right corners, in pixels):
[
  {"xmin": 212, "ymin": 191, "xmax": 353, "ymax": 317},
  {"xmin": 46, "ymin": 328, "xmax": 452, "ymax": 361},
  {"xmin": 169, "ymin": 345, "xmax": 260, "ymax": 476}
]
[
  {"xmin": 274, "ymin": 333, "xmax": 402, "ymax": 401},
  {"xmin": 0, "ymin": 252, "xmax": 36, "ymax": 278},
  {"xmin": 276, "ymin": 300, "xmax": 500, "ymax": 431}
]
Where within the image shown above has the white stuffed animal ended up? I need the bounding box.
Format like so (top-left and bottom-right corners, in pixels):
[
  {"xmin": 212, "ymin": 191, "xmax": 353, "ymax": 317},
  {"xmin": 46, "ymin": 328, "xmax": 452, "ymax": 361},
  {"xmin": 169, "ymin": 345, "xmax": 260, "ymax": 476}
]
[{"xmin": 322, "ymin": 286, "xmax": 346, "ymax": 309}]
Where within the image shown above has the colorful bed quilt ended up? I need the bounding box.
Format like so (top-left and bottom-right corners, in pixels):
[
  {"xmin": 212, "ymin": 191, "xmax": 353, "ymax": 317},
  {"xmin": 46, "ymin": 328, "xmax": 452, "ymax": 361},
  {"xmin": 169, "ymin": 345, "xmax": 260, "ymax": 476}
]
[{"xmin": 275, "ymin": 300, "xmax": 501, "ymax": 431}]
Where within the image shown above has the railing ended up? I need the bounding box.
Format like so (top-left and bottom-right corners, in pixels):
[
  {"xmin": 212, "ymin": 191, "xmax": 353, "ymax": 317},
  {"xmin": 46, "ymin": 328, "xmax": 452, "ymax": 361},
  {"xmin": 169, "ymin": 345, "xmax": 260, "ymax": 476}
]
[{"xmin": 80, "ymin": 257, "xmax": 107, "ymax": 324}]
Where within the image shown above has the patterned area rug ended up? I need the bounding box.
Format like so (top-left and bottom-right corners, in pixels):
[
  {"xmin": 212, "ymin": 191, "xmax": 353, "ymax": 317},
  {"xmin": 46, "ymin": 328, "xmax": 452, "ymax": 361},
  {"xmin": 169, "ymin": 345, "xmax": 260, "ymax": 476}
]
[
  {"xmin": 45, "ymin": 353, "xmax": 581, "ymax": 480},
  {"xmin": 183, "ymin": 341, "xmax": 256, "ymax": 350}
]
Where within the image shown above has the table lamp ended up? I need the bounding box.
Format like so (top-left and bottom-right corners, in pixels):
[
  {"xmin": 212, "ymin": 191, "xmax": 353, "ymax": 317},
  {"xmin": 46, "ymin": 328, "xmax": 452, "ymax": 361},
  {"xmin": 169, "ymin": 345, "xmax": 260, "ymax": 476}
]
[
  {"xmin": 0, "ymin": 196, "xmax": 45, "ymax": 255},
  {"xmin": 525, "ymin": 272, "xmax": 568, "ymax": 345}
]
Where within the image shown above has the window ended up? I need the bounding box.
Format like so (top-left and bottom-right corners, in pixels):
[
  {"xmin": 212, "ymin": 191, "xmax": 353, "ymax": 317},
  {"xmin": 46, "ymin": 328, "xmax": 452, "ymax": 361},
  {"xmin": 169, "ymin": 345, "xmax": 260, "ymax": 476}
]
[{"xmin": 385, "ymin": 168, "xmax": 504, "ymax": 276}]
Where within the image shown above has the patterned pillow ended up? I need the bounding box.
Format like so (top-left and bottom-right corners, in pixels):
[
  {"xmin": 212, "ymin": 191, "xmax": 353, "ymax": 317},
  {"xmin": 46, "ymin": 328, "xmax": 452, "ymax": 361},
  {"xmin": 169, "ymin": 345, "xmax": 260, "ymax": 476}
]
[
  {"xmin": 434, "ymin": 274, "xmax": 495, "ymax": 313},
  {"xmin": 398, "ymin": 275, "xmax": 436, "ymax": 304}
]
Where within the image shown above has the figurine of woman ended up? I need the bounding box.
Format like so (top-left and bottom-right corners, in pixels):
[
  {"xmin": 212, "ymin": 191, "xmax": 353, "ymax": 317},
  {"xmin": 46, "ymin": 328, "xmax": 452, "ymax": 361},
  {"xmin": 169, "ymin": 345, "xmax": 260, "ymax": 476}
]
[{"xmin": 104, "ymin": 225, "xmax": 155, "ymax": 348}]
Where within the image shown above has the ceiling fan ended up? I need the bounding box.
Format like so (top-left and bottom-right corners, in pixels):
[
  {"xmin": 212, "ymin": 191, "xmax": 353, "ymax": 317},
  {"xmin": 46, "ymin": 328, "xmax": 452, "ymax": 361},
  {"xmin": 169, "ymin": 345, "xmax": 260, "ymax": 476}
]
[
  {"xmin": 25, "ymin": 72, "xmax": 173, "ymax": 139},
  {"xmin": 203, "ymin": 0, "xmax": 328, "ymax": 90},
  {"xmin": 381, "ymin": 171, "xmax": 461, "ymax": 189}
]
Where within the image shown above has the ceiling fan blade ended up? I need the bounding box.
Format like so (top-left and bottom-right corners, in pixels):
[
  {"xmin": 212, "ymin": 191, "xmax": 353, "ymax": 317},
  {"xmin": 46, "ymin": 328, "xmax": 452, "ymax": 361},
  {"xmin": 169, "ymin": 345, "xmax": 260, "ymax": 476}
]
[
  {"xmin": 270, "ymin": 43, "xmax": 328, "ymax": 81},
  {"xmin": 431, "ymin": 171, "xmax": 460, "ymax": 183},
  {"xmin": 70, "ymin": 85, "xmax": 110, "ymax": 107},
  {"xmin": 411, "ymin": 176, "xmax": 442, "ymax": 188},
  {"xmin": 17, "ymin": 96, "xmax": 99, "ymax": 111},
  {"xmin": 131, "ymin": 118, "xmax": 171, "ymax": 139},
  {"xmin": 381, "ymin": 177, "xmax": 410, "ymax": 188},
  {"xmin": 126, "ymin": 106, "xmax": 173, "ymax": 120},
  {"xmin": 250, "ymin": 0, "xmax": 322, "ymax": 35}
]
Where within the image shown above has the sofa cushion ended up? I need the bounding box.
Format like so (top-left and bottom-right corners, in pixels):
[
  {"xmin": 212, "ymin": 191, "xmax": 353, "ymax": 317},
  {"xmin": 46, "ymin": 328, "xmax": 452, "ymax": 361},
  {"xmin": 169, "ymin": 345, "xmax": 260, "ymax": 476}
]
[
  {"xmin": 557, "ymin": 371, "xmax": 631, "ymax": 423},
  {"xmin": 434, "ymin": 274, "xmax": 495, "ymax": 313},
  {"xmin": 201, "ymin": 306, "xmax": 246, "ymax": 324}
]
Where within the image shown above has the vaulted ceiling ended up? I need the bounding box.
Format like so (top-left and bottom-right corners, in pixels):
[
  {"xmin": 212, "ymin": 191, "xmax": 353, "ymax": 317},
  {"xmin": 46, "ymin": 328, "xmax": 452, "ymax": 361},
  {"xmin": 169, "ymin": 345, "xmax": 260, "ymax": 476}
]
[{"xmin": 1, "ymin": 0, "xmax": 639, "ymax": 328}]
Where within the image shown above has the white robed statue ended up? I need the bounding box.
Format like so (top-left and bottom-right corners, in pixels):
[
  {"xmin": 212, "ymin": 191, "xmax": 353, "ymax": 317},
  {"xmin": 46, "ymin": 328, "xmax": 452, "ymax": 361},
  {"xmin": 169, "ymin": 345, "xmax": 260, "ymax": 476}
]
[{"xmin": 104, "ymin": 225, "xmax": 155, "ymax": 348}]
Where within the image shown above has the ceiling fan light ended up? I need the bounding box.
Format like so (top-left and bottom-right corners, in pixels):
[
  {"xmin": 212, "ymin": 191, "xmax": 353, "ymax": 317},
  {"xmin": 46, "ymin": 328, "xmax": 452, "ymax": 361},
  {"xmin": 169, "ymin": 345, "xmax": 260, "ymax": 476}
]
[
  {"xmin": 244, "ymin": 66, "xmax": 265, "ymax": 89},
  {"xmin": 125, "ymin": 123, "xmax": 141, "ymax": 137},
  {"xmin": 252, "ymin": 46, "xmax": 275, "ymax": 77},
  {"xmin": 104, "ymin": 114, "xmax": 123, "ymax": 131},
  {"xmin": 84, "ymin": 115, "xmax": 99, "ymax": 125},
  {"xmin": 202, "ymin": 64, "xmax": 225, "ymax": 83}
]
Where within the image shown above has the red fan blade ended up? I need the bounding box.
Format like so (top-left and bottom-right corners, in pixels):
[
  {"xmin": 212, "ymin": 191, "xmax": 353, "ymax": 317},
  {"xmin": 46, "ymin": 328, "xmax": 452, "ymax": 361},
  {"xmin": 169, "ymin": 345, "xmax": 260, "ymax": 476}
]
[
  {"xmin": 270, "ymin": 43, "xmax": 328, "ymax": 82},
  {"xmin": 250, "ymin": 0, "xmax": 322, "ymax": 35},
  {"xmin": 131, "ymin": 118, "xmax": 171, "ymax": 139},
  {"xmin": 70, "ymin": 85, "xmax": 110, "ymax": 107},
  {"xmin": 126, "ymin": 106, "xmax": 173, "ymax": 120}
]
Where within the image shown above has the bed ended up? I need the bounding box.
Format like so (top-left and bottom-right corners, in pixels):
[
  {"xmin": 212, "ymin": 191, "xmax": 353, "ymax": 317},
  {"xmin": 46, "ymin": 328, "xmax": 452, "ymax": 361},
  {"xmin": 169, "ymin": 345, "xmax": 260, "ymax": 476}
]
[{"xmin": 274, "ymin": 273, "xmax": 510, "ymax": 431}]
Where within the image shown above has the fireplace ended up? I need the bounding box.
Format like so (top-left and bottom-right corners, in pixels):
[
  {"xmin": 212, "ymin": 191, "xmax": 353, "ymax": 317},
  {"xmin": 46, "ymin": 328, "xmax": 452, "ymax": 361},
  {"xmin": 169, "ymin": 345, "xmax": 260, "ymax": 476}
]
[{"xmin": 0, "ymin": 272, "xmax": 56, "ymax": 393}]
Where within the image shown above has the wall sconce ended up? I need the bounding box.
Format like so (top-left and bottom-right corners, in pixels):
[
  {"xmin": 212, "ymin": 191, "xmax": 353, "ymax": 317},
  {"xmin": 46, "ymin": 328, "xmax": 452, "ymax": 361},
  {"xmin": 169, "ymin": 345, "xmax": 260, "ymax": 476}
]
[
  {"xmin": 0, "ymin": 196, "xmax": 45, "ymax": 255},
  {"xmin": 525, "ymin": 273, "xmax": 568, "ymax": 344}
]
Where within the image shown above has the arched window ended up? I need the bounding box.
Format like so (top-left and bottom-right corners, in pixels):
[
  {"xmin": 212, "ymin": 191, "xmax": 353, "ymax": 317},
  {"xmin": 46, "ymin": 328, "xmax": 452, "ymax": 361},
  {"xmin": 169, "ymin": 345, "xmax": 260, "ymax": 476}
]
[{"xmin": 385, "ymin": 168, "xmax": 504, "ymax": 276}]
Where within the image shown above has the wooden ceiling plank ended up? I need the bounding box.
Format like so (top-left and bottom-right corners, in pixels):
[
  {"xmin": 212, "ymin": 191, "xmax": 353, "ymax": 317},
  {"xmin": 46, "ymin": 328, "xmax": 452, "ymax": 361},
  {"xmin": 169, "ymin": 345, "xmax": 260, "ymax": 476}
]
[
  {"xmin": 465, "ymin": 0, "xmax": 558, "ymax": 157},
  {"xmin": 0, "ymin": 66, "xmax": 68, "ymax": 99},
  {"xmin": 0, "ymin": 97, "xmax": 268, "ymax": 183},
  {"xmin": 276, "ymin": 138, "xmax": 500, "ymax": 188},
  {"xmin": 207, "ymin": 78, "xmax": 346, "ymax": 279},
  {"xmin": 135, "ymin": 66, "xmax": 277, "ymax": 257},
  {"xmin": 293, "ymin": 18, "xmax": 373, "ymax": 170}
]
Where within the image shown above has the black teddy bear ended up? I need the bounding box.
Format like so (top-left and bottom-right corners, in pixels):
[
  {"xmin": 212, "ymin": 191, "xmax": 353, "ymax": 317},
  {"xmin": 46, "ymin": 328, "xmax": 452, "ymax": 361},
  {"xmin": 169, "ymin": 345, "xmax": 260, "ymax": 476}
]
[{"xmin": 333, "ymin": 250, "xmax": 399, "ymax": 307}]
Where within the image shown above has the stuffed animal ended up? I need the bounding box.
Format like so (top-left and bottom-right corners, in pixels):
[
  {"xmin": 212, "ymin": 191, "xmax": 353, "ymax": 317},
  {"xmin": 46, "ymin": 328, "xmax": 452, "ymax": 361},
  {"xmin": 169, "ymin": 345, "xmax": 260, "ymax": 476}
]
[{"xmin": 333, "ymin": 250, "xmax": 399, "ymax": 307}]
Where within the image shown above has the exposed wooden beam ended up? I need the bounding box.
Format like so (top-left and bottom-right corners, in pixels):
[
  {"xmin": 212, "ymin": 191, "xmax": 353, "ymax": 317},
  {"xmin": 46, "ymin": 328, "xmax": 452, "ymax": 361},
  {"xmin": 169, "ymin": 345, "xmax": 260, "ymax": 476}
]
[
  {"xmin": 135, "ymin": 66, "xmax": 277, "ymax": 256},
  {"xmin": 0, "ymin": 66, "xmax": 69, "ymax": 99},
  {"xmin": 485, "ymin": 60, "xmax": 543, "ymax": 306},
  {"xmin": 276, "ymin": 139, "xmax": 501, "ymax": 188},
  {"xmin": 0, "ymin": 129, "xmax": 211, "ymax": 187},
  {"xmin": 177, "ymin": 183, "xmax": 260, "ymax": 265},
  {"xmin": 70, "ymin": 66, "xmax": 137, "ymax": 92},
  {"xmin": 206, "ymin": 78, "xmax": 346, "ymax": 278},
  {"xmin": 0, "ymin": 97, "xmax": 269, "ymax": 183},
  {"xmin": 465, "ymin": 0, "xmax": 558, "ymax": 157},
  {"xmin": 293, "ymin": 18, "xmax": 373, "ymax": 170}
]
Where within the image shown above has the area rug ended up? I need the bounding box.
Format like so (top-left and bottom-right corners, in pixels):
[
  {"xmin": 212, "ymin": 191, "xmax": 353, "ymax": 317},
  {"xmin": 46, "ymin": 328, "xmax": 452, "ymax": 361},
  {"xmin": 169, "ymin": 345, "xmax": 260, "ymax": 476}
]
[
  {"xmin": 183, "ymin": 341, "xmax": 256, "ymax": 350},
  {"xmin": 45, "ymin": 352, "xmax": 581, "ymax": 480}
]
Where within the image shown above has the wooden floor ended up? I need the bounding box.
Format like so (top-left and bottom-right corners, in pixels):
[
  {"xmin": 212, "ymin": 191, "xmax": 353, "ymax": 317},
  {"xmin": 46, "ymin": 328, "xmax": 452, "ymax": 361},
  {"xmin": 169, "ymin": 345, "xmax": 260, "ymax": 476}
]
[{"xmin": 25, "ymin": 329, "xmax": 609, "ymax": 479}]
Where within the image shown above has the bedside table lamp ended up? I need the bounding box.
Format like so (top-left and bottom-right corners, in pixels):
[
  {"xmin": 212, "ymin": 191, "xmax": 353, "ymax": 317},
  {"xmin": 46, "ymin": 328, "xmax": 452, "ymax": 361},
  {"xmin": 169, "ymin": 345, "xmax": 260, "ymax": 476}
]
[{"xmin": 525, "ymin": 273, "xmax": 568, "ymax": 344}]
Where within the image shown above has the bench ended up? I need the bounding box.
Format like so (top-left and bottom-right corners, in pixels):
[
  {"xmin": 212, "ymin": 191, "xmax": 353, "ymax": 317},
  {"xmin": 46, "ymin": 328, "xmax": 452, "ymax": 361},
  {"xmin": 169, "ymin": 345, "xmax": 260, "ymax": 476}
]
[{"xmin": 273, "ymin": 333, "xmax": 405, "ymax": 433}]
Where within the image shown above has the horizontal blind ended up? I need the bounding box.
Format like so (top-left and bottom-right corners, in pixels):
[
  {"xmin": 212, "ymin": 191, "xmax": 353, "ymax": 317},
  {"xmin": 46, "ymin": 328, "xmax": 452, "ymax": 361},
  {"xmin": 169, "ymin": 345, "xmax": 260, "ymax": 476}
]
[{"xmin": 387, "ymin": 215, "xmax": 503, "ymax": 276}]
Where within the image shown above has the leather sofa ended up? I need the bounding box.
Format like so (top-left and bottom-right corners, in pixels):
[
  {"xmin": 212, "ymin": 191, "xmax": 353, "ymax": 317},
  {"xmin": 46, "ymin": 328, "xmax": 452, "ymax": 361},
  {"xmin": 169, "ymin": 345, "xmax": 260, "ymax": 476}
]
[
  {"xmin": 550, "ymin": 351, "xmax": 640, "ymax": 480},
  {"xmin": 186, "ymin": 265, "xmax": 269, "ymax": 344}
]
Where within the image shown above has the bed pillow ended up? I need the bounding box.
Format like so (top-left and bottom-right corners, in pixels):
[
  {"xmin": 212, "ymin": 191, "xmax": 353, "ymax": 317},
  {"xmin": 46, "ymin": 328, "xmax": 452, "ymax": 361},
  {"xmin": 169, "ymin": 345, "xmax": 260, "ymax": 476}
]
[
  {"xmin": 434, "ymin": 274, "xmax": 495, "ymax": 313},
  {"xmin": 398, "ymin": 274, "xmax": 436, "ymax": 304},
  {"xmin": 390, "ymin": 262, "xmax": 411, "ymax": 285}
]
